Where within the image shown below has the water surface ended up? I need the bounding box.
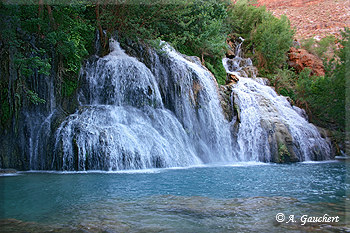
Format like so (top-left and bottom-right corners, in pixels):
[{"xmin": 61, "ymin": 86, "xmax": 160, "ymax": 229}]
[{"xmin": 1, "ymin": 161, "xmax": 349, "ymax": 232}]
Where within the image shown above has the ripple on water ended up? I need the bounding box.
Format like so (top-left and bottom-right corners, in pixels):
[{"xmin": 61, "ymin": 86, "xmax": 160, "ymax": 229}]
[
  {"xmin": 1, "ymin": 163, "xmax": 348, "ymax": 232},
  {"xmin": 2, "ymin": 195, "xmax": 346, "ymax": 233}
]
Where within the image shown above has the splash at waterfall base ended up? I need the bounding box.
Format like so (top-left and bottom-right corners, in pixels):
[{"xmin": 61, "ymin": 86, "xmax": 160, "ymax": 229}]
[{"xmin": 0, "ymin": 38, "xmax": 332, "ymax": 171}]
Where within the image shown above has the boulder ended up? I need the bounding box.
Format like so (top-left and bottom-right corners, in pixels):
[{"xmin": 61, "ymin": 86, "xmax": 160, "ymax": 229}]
[
  {"xmin": 261, "ymin": 118, "xmax": 299, "ymax": 163},
  {"xmin": 288, "ymin": 47, "xmax": 325, "ymax": 76},
  {"xmin": 226, "ymin": 74, "xmax": 239, "ymax": 85},
  {"xmin": 219, "ymin": 85, "xmax": 234, "ymax": 122},
  {"xmin": 225, "ymin": 36, "xmax": 237, "ymax": 58}
]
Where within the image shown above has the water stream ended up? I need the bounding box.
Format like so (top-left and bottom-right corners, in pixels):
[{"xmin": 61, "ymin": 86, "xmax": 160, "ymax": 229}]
[{"xmin": 222, "ymin": 39, "xmax": 331, "ymax": 162}]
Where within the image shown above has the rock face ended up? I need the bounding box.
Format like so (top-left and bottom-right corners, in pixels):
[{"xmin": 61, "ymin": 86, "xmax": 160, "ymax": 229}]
[
  {"xmin": 0, "ymin": 45, "xmax": 78, "ymax": 170},
  {"xmin": 256, "ymin": 0, "xmax": 350, "ymax": 40},
  {"xmin": 288, "ymin": 47, "xmax": 325, "ymax": 76},
  {"xmin": 219, "ymin": 85, "xmax": 236, "ymax": 123}
]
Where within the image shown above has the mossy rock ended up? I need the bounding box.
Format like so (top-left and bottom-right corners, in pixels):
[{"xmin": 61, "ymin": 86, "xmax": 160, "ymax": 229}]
[{"xmin": 278, "ymin": 143, "xmax": 290, "ymax": 163}]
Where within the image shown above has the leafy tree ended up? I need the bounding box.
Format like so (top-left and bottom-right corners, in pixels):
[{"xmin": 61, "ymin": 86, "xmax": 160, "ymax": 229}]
[
  {"xmin": 254, "ymin": 14, "xmax": 294, "ymax": 73},
  {"xmin": 0, "ymin": 2, "xmax": 94, "ymax": 128},
  {"xmin": 97, "ymin": 0, "xmax": 229, "ymax": 83},
  {"xmin": 227, "ymin": 0, "xmax": 294, "ymax": 73}
]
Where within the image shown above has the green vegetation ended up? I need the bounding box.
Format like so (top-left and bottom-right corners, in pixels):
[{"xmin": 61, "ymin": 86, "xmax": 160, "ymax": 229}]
[
  {"xmin": 62, "ymin": 78, "xmax": 79, "ymax": 97},
  {"xmin": 278, "ymin": 143, "xmax": 290, "ymax": 163},
  {"xmin": 97, "ymin": 0, "xmax": 230, "ymax": 84},
  {"xmin": 0, "ymin": 85, "xmax": 11, "ymax": 127},
  {"xmin": 267, "ymin": 29, "xmax": 348, "ymax": 131},
  {"xmin": 227, "ymin": 0, "xmax": 294, "ymax": 74},
  {"xmin": 0, "ymin": 3, "xmax": 94, "ymax": 127},
  {"xmin": 301, "ymin": 35, "xmax": 337, "ymax": 61},
  {"xmin": 307, "ymin": 28, "xmax": 348, "ymax": 131},
  {"xmin": 205, "ymin": 58, "xmax": 227, "ymax": 85},
  {"xmin": 0, "ymin": 0, "xmax": 346, "ymax": 135}
]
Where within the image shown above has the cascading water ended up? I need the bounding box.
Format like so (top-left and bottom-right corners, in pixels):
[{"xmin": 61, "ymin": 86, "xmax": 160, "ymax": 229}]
[
  {"xmin": 30, "ymin": 37, "xmax": 332, "ymax": 171},
  {"xmin": 53, "ymin": 39, "xmax": 234, "ymax": 170},
  {"xmin": 222, "ymin": 40, "xmax": 331, "ymax": 162},
  {"xmin": 223, "ymin": 37, "xmax": 256, "ymax": 79}
]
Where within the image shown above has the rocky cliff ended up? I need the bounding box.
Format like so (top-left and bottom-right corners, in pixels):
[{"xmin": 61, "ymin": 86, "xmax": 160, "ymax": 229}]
[{"xmin": 256, "ymin": 0, "xmax": 350, "ymax": 39}]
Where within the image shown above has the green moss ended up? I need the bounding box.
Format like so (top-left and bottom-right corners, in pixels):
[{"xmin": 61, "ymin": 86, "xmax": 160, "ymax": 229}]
[
  {"xmin": 1, "ymin": 99, "xmax": 11, "ymax": 127},
  {"xmin": 205, "ymin": 58, "xmax": 226, "ymax": 85},
  {"xmin": 0, "ymin": 84, "xmax": 12, "ymax": 128},
  {"xmin": 62, "ymin": 78, "xmax": 78, "ymax": 97},
  {"xmin": 278, "ymin": 143, "xmax": 290, "ymax": 163}
]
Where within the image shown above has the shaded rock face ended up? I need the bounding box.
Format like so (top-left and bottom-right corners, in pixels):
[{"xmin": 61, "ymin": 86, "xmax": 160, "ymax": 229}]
[
  {"xmin": 288, "ymin": 47, "xmax": 325, "ymax": 76},
  {"xmin": 0, "ymin": 46, "xmax": 78, "ymax": 170},
  {"xmin": 260, "ymin": 118, "xmax": 299, "ymax": 163},
  {"xmin": 219, "ymin": 85, "xmax": 236, "ymax": 123}
]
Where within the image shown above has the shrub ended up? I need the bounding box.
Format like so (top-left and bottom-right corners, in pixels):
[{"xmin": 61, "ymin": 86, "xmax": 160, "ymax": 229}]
[
  {"xmin": 205, "ymin": 58, "xmax": 227, "ymax": 85},
  {"xmin": 254, "ymin": 15, "xmax": 294, "ymax": 73},
  {"xmin": 227, "ymin": 0, "xmax": 294, "ymax": 74},
  {"xmin": 268, "ymin": 28, "xmax": 348, "ymax": 131},
  {"xmin": 301, "ymin": 35, "xmax": 337, "ymax": 61},
  {"xmin": 267, "ymin": 67, "xmax": 297, "ymax": 101}
]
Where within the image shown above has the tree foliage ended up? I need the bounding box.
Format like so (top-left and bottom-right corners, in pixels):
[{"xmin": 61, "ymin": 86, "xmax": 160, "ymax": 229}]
[
  {"xmin": 97, "ymin": 0, "xmax": 229, "ymax": 83},
  {"xmin": 267, "ymin": 28, "xmax": 349, "ymax": 131},
  {"xmin": 0, "ymin": 0, "xmax": 346, "ymax": 134},
  {"xmin": 0, "ymin": 2, "xmax": 94, "ymax": 127},
  {"xmin": 227, "ymin": 0, "xmax": 294, "ymax": 73}
]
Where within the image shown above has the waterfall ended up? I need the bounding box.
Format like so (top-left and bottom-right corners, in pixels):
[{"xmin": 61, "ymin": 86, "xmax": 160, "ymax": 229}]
[
  {"xmin": 223, "ymin": 37, "xmax": 256, "ymax": 78},
  {"xmin": 222, "ymin": 43, "xmax": 331, "ymax": 162},
  {"xmin": 47, "ymin": 38, "xmax": 332, "ymax": 171},
  {"xmin": 53, "ymin": 39, "xmax": 234, "ymax": 171}
]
